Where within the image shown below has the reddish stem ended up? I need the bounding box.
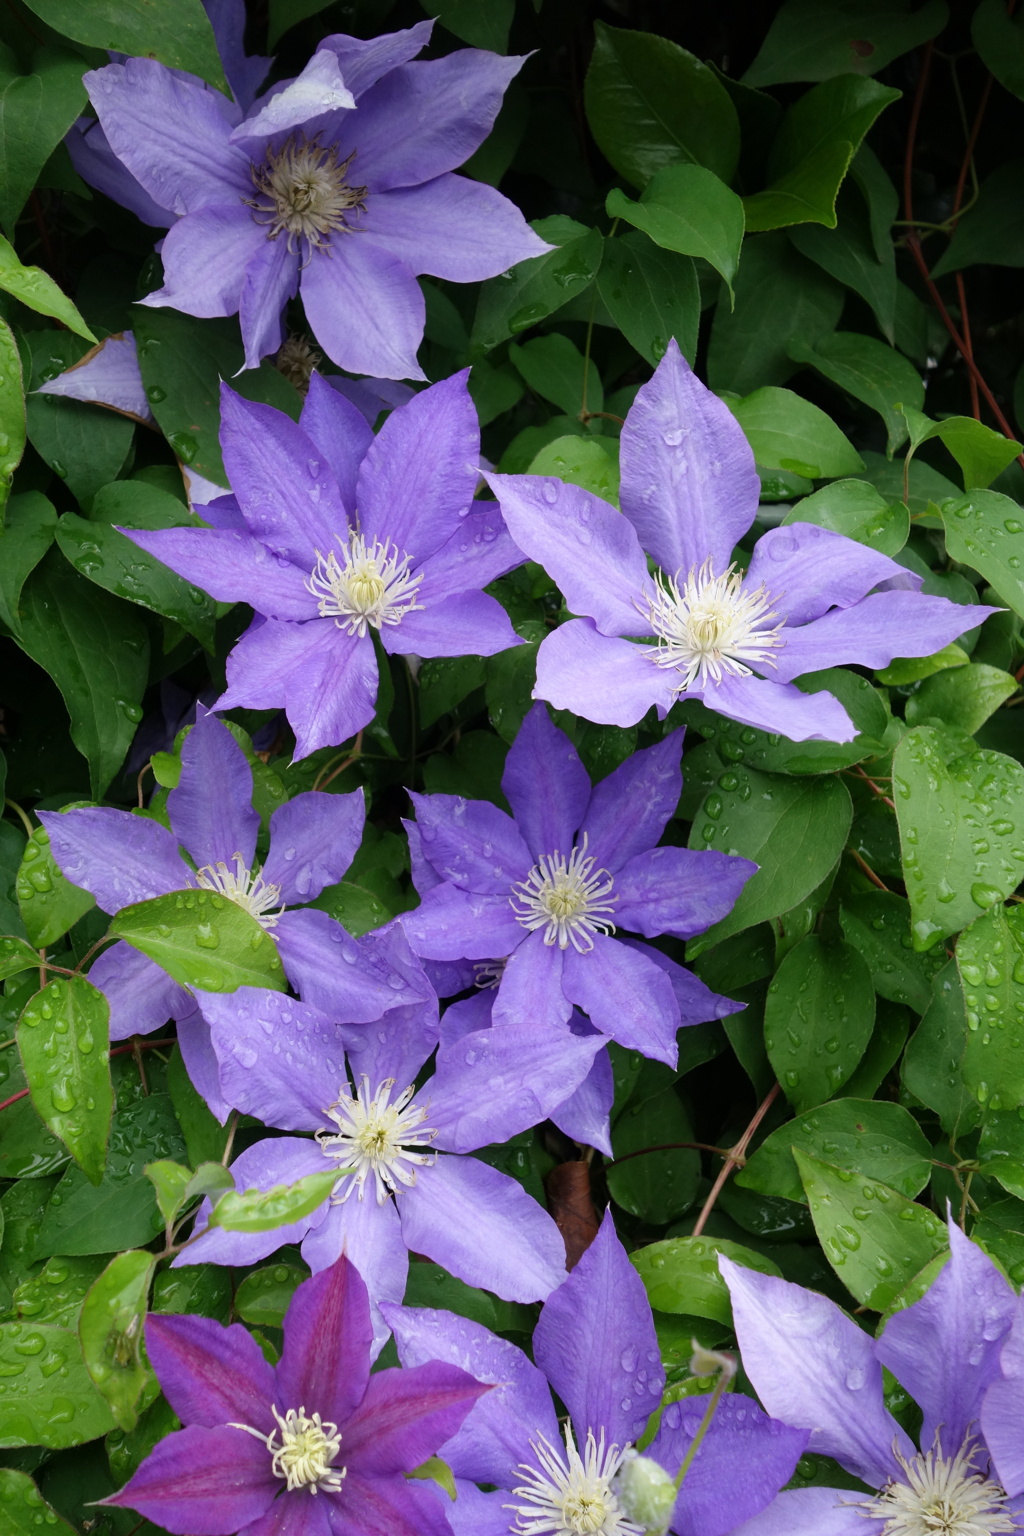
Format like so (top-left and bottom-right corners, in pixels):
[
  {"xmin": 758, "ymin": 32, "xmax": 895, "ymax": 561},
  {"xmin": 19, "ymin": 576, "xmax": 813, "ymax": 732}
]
[
  {"xmin": 850, "ymin": 848, "xmax": 893, "ymax": 893},
  {"xmin": 691, "ymin": 1083, "xmax": 781, "ymax": 1239},
  {"xmin": 0, "ymin": 1037, "xmax": 176, "ymax": 1114}
]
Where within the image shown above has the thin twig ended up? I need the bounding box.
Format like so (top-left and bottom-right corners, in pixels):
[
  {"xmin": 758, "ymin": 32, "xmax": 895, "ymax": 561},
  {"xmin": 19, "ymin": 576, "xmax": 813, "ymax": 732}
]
[
  {"xmin": 605, "ymin": 1141, "xmax": 734, "ymax": 1168},
  {"xmin": 691, "ymin": 1083, "xmax": 781, "ymax": 1239},
  {"xmin": 313, "ymin": 730, "xmax": 363, "ymax": 793},
  {"xmin": 850, "ymin": 848, "xmax": 892, "ymax": 893},
  {"xmin": 3, "ymin": 798, "xmax": 33, "ymax": 839},
  {"xmin": 220, "ymin": 1109, "xmax": 239, "ymax": 1167}
]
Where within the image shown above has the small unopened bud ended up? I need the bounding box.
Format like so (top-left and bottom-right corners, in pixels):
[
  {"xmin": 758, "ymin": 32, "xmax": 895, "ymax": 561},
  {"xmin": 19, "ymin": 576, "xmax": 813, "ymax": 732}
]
[
  {"xmin": 614, "ymin": 1450, "xmax": 677, "ymax": 1536},
  {"xmin": 689, "ymin": 1340, "xmax": 737, "ymax": 1381}
]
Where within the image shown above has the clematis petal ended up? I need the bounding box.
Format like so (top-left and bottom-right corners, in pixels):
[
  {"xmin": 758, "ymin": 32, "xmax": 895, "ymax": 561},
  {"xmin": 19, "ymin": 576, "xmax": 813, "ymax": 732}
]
[
  {"xmin": 550, "ymin": 1043, "xmax": 614, "ymax": 1157},
  {"xmin": 364, "ymin": 175, "xmax": 550, "ymax": 279},
  {"xmin": 439, "ymin": 1480, "xmax": 512, "ymax": 1536},
  {"xmin": 613, "ymin": 845, "xmax": 758, "ymax": 939},
  {"xmin": 180, "ymin": 1137, "xmax": 329, "ymax": 1269},
  {"xmin": 578, "ymin": 730, "xmax": 684, "ymax": 872},
  {"xmin": 399, "ymin": 1155, "xmax": 566, "ymax": 1302},
  {"xmin": 320, "ymin": 20, "xmax": 435, "ymax": 100},
  {"xmin": 121, "ymin": 526, "xmax": 316, "ymax": 618},
  {"xmin": 746, "ymin": 523, "xmax": 918, "ymax": 626},
  {"xmin": 177, "ymin": 1002, "xmax": 232, "ymax": 1123},
  {"xmin": 981, "ymin": 1302, "xmax": 1024, "ymax": 1497},
  {"xmin": 231, "ymin": 50, "xmax": 355, "ymax": 142},
  {"xmin": 216, "ymin": 616, "xmax": 330, "ymax": 708},
  {"xmin": 401, "ymin": 883, "xmax": 525, "ymax": 962},
  {"xmin": 299, "ymin": 371, "xmax": 373, "ymax": 515},
  {"xmin": 728, "ymin": 1488, "xmax": 877, "ymax": 1536},
  {"xmin": 771, "ymin": 591, "xmax": 999, "ymax": 683},
  {"xmin": 144, "ymin": 1312, "xmax": 276, "ymax": 1432},
  {"xmin": 342, "ymin": 1360, "xmax": 489, "ymax": 1476},
  {"xmin": 66, "ymin": 118, "xmax": 173, "ymax": 227},
  {"xmin": 534, "ymin": 620, "xmax": 677, "ymax": 728},
  {"xmin": 300, "ymin": 1186, "xmax": 408, "ymax": 1355},
  {"xmin": 327, "ymin": 1471, "xmax": 455, "ymax": 1536},
  {"xmin": 239, "ymin": 236, "xmax": 299, "ymax": 369},
  {"xmin": 274, "ymin": 1256, "xmax": 372, "ymax": 1431},
  {"xmin": 492, "ymin": 930, "xmax": 572, "ymax": 1031},
  {"xmin": 300, "ymin": 239, "xmax": 426, "ymax": 381},
  {"xmin": 99, "ymin": 1424, "xmax": 278, "ymax": 1532},
  {"xmin": 720, "ymin": 1257, "xmax": 912, "ymax": 1487},
  {"xmin": 533, "ymin": 1209, "xmax": 664, "ymax": 1449},
  {"xmin": 88, "ymin": 941, "xmax": 188, "ymax": 1041},
  {"xmin": 278, "ymin": 909, "xmax": 437, "ymax": 1030},
  {"xmin": 140, "ymin": 206, "xmax": 266, "ymax": 319},
  {"xmin": 245, "ymin": 1493, "xmax": 333, "ymax": 1536},
  {"xmin": 205, "ymin": 0, "xmax": 270, "ymax": 111},
  {"xmin": 38, "ymin": 806, "xmax": 184, "ymax": 913},
  {"xmin": 486, "ymin": 473, "xmax": 653, "ymax": 637},
  {"xmin": 35, "ymin": 330, "xmax": 153, "ymax": 420},
  {"xmin": 619, "ymin": 340, "xmax": 760, "ymax": 576},
  {"xmin": 167, "ymin": 711, "xmax": 259, "ymax": 871},
  {"xmin": 561, "ymin": 936, "xmax": 680, "ymax": 1065},
  {"xmin": 501, "ymin": 703, "xmax": 591, "ymax": 862},
  {"xmin": 415, "ymin": 503, "xmax": 524, "ymax": 600},
  {"xmin": 201, "ymin": 987, "xmax": 347, "ymax": 1131},
  {"xmin": 407, "ymin": 791, "xmax": 530, "ymax": 893},
  {"xmin": 262, "ymin": 788, "xmax": 365, "ymax": 903},
  {"xmin": 696, "ymin": 671, "xmax": 857, "ymax": 742},
  {"xmin": 620, "ymin": 939, "xmax": 745, "ymax": 1027},
  {"xmin": 382, "ymin": 590, "xmax": 520, "ymax": 658}
]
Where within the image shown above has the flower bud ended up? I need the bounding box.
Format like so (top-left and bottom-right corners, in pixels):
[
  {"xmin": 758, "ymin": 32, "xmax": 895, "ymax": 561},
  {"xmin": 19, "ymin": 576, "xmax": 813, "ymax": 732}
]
[
  {"xmin": 689, "ymin": 1340, "xmax": 737, "ymax": 1381},
  {"xmin": 613, "ymin": 1450, "xmax": 677, "ymax": 1536}
]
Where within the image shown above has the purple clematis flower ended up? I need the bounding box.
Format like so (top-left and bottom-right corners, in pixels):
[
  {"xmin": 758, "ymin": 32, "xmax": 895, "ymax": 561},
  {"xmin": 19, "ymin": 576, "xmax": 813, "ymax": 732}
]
[
  {"xmin": 103, "ymin": 1252, "xmax": 489, "ymax": 1536},
  {"xmin": 386, "ymin": 1209, "xmax": 808, "ymax": 1536},
  {"xmin": 722, "ymin": 1219, "xmax": 1022, "ymax": 1535},
  {"xmin": 487, "ymin": 342, "xmax": 997, "ymax": 744},
  {"xmin": 401, "ymin": 703, "xmax": 753, "ymax": 1066},
  {"xmin": 123, "ymin": 371, "xmax": 524, "ymax": 758},
  {"xmin": 181, "ymin": 981, "xmax": 579, "ymax": 1341},
  {"xmin": 37, "ymin": 709, "xmax": 434, "ymax": 1117},
  {"xmin": 982, "ymin": 1287, "xmax": 1024, "ymax": 1506},
  {"xmin": 79, "ymin": 19, "xmax": 548, "ymax": 376}
]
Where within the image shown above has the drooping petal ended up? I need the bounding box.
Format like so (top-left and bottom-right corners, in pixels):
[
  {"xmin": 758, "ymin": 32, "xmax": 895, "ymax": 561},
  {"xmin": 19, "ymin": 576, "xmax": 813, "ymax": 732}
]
[
  {"xmin": 728, "ymin": 1488, "xmax": 878, "ymax": 1536},
  {"xmin": 550, "ymin": 1042, "xmax": 614, "ymax": 1157},
  {"xmin": 400, "ymin": 883, "xmax": 525, "ymax": 962},
  {"xmin": 85, "ymin": 58, "xmax": 249, "ymax": 215},
  {"xmin": 501, "ymin": 703, "xmax": 591, "ymax": 862},
  {"xmin": 533, "ymin": 1209, "xmax": 663, "ymax": 1449},
  {"xmin": 561, "ymin": 936, "xmax": 681, "ymax": 1064},
  {"xmin": 650, "ymin": 1394, "xmax": 809, "ymax": 1536},
  {"xmin": 486, "ymin": 473, "xmax": 653, "ymax": 637},
  {"xmin": 619, "ymin": 340, "xmax": 760, "ymax": 576},
  {"xmin": 274, "ymin": 1256, "xmax": 372, "ymax": 1431},
  {"xmin": 491, "ymin": 930, "xmax": 572, "ymax": 1031},
  {"xmin": 38, "ymin": 806, "xmax": 184, "ymax": 914},
  {"xmin": 300, "ymin": 239, "xmax": 426, "ymax": 381},
  {"xmin": 981, "ymin": 1302, "xmax": 1024, "ymax": 1497},
  {"xmin": 35, "ymin": 330, "xmax": 153, "ymax": 420},
  {"xmin": 578, "ymin": 731, "xmax": 683, "ymax": 873},
  {"xmin": 100, "ymin": 1424, "xmax": 278, "ymax": 1532},
  {"xmin": 720, "ymin": 1257, "xmax": 912, "ymax": 1488},
  {"xmin": 534, "ymin": 621, "xmax": 676, "ymax": 729},
  {"xmin": 382, "ymin": 590, "xmax": 520, "ymax": 659},
  {"xmin": 201, "ymin": 987, "xmax": 347, "ymax": 1131},
  {"xmin": 320, "ymin": 20, "xmax": 434, "ymax": 100},
  {"xmin": 414, "ymin": 502, "xmax": 524, "ymax": 600},
  {"xmin": 262, "ymin": 788, "xmax": 365, "ymax": 903},
  {"xmin": 364, "ymin": 175, "xmax": 549, "ymax": 279},
  {"xmin": 428, "ymin": 1023, "xmax": 605, "ymax": 1153},
  {"xmin": 205, "ymin": 0, "xmax": 270, "ymax": 111},
  {"xmin": 180, "ymin": 1137, "xmax": 329, "ymax": 1268},
  {"xmin": 177, "ymin": 1001, "xmax": 232, "ymax": 1123},
  {"xmin": 239, "ymin": 235, "xmax": 299, "ymax": 369},
  {"xmin": 65, "ymin": 118, "xmax": 173, "ymax": 227},
  {"xmin": 231, "ymin": 50, "xmax": 355, "ymax": 142},
  {"xmin": 167, "ymin": 711, "xmax": 259, "ymax": 871},
  {"xmin": 613, "ymin": 846, "xmax": 757, "ymax": 940},
  {"xmin": 145, "ymin": 1311, "xmax": 276, "ymax": 1431},
  {"xmin": 385, "ymin": 1305, "xmax": 559, "ymax": 1487},
  {"xmin": 771, "ymin": 592, "xmax": 998, "ymax": 683},
  {"xmin": 121, "ymin": 526, "xmax": 316, "ymax": 619},
  {"xmin": 697, "ymin": 671, "xmax": 856, "ymax": 742},
  {"xmin": 407, "ymin": 791, "xmax": 530, "ymax": 893},
  {"xmin": 140, "ymin": 205, "xmax": 265, "ymax": 319},
  {"xmin": 88, "ymin": 941, "xmax": 188, "ymax": 1041},
  {"xmin": 343, "ymin": 1360, "xmax": 490, "ymax": 1476},
  {"xmin": 746, "ymin": 523, "xmax": 919, "ymax": 626},
  {"xmin": 399, "ymin": 1155, "xmax": 566, "ymax": 1302},
  {"xmin": 278, "ymin": 908, "xmax": 437, "ymax": 1029},
  {"xmin": 876, "ymin": 1219, "xmax": 1014, "ymax": 1455},
  {"xmin": 299, "ymin": 1186, "xmax": 408, "ymax": 1355},
  {"xmin": 327, "ymin": 1471, "xmax": 454, "ymax": 1536},
  {"xmin": 299, "ymin": 371, "xmax": 372, "ymax": 515}
]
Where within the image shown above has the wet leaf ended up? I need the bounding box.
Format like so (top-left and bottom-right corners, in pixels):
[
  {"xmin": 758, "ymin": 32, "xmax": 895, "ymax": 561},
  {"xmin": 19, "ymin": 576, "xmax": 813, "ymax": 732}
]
[
  {"xmin": 630, "ymin": 1236, "xmax": 780, "ymax": 1323},
  {"xmin": 764, "ymin": 936, "xmax": 875, "ymax": 1111},
  {"xmin": 77, "ymin": 1249, "xmax": 155, "ymax": 1430},
  {"xmin": 0, "ymin": 1321, "xmax": 114, "ymax": 1447},
  {"xmin": 110, "ymin": 888, "xmax": 287, "ymax": 993},
  {"xmin": 17, "ymin": 977, "xmax": 112, "ymax": 1185},
  {"xmin": 739, "ymin": 1098, "xmax": 932, "ymax": 1203},
  {"xmin": 957, "ymin": 903, "xmax": 1024, "ymax": 1113},
  {"xmin": 207, "ymin": 1170, "xmax": 339, "ymax": 1233}
]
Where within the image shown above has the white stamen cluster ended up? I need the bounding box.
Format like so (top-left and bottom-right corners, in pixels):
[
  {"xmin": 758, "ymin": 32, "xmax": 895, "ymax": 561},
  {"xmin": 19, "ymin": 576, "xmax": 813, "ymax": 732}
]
[
  {"xmin": 508, "ymin": 1427, "xmax": 643, "ymax": 1536},
  {"xmin": 246, "ymin": 134, "xmax": 366, "ymax": 255},
  {"xmin": 510, "ymin": 833, "xmax": 617, "ymax": 953},
  {"xmin": 318, "ymin": 1076, "xmax": 437, "ymax": 1203},
  {"xmin": 231, "ymin": 1405, "xmax": 345, "ymax": 1494},
  {"xmin": 190, "ymin": 852, "xmax": 284, "ymax": 929},
  {"xmin": 306, "ymin": 531, "xmax": 424, "ymax": 637},
  {"xmin": 643, "ymin": 558, "xmax": 782, "ymax": 691},
  {"xmin": 856, "ymin": 1437, "xmax": 1016, "ymax": 1536},
  {"xmin": 473, "ymin": 958, "xmax": 508, "ymax": 989}
]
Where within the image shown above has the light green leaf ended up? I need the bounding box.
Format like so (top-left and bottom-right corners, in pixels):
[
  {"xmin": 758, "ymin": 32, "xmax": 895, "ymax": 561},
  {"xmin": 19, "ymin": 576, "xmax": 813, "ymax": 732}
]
[
  {"xmin": 840, "ymin": 892, "xmax": 946, "ymax": 1012},
  {"xmin": 0, "ymin": 1321, "xmax": 114, "ymax": 1446},
  {"xmin": 606, "ymin": 164, "xmax": 744, "ymax": 293},
  {"xmin": 729, "ymin": 386, "xmax": 864, "ymax": 478},
  {"xmin": 0, "ymin": 1469, "xmax": 76, "ymax": 1534},
  {"xmin": 18, "ymin": 977, "xmax": 112, "ymax": 1185},
  {"xmin": 876, "ymin": 643, "xmax": 968, "ymax": 686},
  {"xmin": 208, "ymin": 1170, "xmax": 339, "ymax": 1233},
  {"xmin": 527, "ymin": 436, "xmax": 620, "ymax": 509},
  {"xmin": 407, "ymin": 1456, "xmax": 457, "ymax": 1501},
  {"xmin": 16, "ymin": 822, "xmax": 95, "ymax": 949},
  {"xmin": 0, "ymin": 318, "xmax": 25, "ymax": 516},
  {"xmin": 739, "ymin": 1098, "xmax": 932, "ymax": 1203},
  {"xmin": 0, "ymin": 235, "xmax": 94, "ymax": 342},
  {"xmin": 0, "ymin": 48, "xmax": 87, "ymax": 234},
  {"xmin": 764, "ymin": 936, "xmax": 875, "ymax": 1111},
  {"xmin": 597, "ymin": 231, "xmax": 699, "ymax": 368},
  {"xmin": 789, "ymin": 333, "xmax": 922, "ymax": 456},
  {"xmin": 783, "ymin": 478, "xmax": 907, "ymax": 555},
  {"xmin": 0, "ymin": 936, "xmax": 39, "ymax": 981},
  {"xmin": 21, "ymin": 0, "xmax": 228, "ymax": 94},
  {"xmin": 630, "ymin": 1236, "xmax": 779, "ymax": 1323},
  {"xmin": 941, "ymin": 490, "xmax": 1024, "ymax": 619},
  {"xmin": 110, "ymin": 888, "xmax": 287, "ymax": 993},
  {"xmin": 905, "ymin": 662, "xmax": 1016, "ymax": 736},
  {"xmin": 744, "ymin": 0, "xmax": 948, "ymax": 87},
  {"xmin": 902, "ymin": 414, "xmax": 1022, "ymax": 492},
  {"xmin": 957, "ymin": 904, "xmax": 1024, "ymax": 1113},
  {"xmin": 509, "ymin": 332, "xmax": 602, "ymax": 417},
  {"xmin": 144, "ymin": 1160, "xmax": 193, "ymax": 1226},
  {"xmin": 77, "ymin": 1249, "xmax": 156, "ymax": 1431}
]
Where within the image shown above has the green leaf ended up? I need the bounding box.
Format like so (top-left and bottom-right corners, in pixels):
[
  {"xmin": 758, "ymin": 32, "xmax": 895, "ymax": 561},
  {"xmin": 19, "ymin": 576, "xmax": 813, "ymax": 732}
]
[
  {"xmin": 16, "ymin": 822, "xmax": 95, "ymax": 949},
  {"xmin": 904, "ymin": 416, "xmax": 1022, "ymax": 492},
  {"xmin": 143, "ymin": 1160, "xmax": 192, "ymax": 1226},
  {"xmin": 77, "ymin": 1249, "xmax": 155, "ymax": 1431},
  {"xmin": 11, "ymin": 1255, "xmax": 106, "ymax": 1328},
  {"xmin": 764, "ymin": 936, "xmax": 875, "ymax": 1111},
  {"xmin": 597, "ymin": 232, "xmax": 699, "ymax": 368},
  {"xmin": 421, "ymin": 0, "xmax": 512, "ymax": 51},
  {"xmin": 0, "ymin": 1469, "xmax": 76, "ymax": 1534},
  {"xmin": 789, "ymin": 333, "xmax": 922, "ymax": 456},
  {"xmin": 729, "ymin": 387, "xmax": 864, "ymax": 478},
  {"xmin": 234, "ymin": 1264, "xmax": 306, "ymax": 1328},
  {"xmin": 978, "ymin": 1111, "xmax": 1024, "ymax": 1200},
  {"xmin": 0, "ymin": 935, "xmax": 39, "ymax": 980},
  {"xmin": 418, "ymin": 657, "xmax": 486, "ymax": 730},
  {"xmin": 0, "ymin": 235, "xmax": 94, "ymax": 342},
  {"xmin": 744, "ymin": 0, "xmax": 948, "ymax": 87},
  {"xmin": 630, "ymin": 1236, "xmax": 779, "ymax": 1323},
  {"xmin": 0, "ymin": 1321, "xmax": 114, "ymax": 1446},
  {"xmin": 972, "ymin": 0, "xmax": 1024, "ymax": 102},
  {"xmin": 893, "ymin": 725, "xmax": 1024, "ymax": 949},
  {"xmin": 471, "ymin": 217, "xmax": 603, "ymax": 356},
  {"xmin": 308, "ymin": 879, "xmax": 390, "ymax": 937},
  {"xmin": 11, "ymin": 554, "xmax": 149, "ymax": 798},
  {"xmin": 688, "ymin": 768, "xmax": 853, "ymax": 953},
  {"xmin": 22, "ymin": 0, "xmax": 228, "ymax": 93},
  {"xmin": 739, "ymin": 1099, "xmax": 932, "ymax": 1203},
  {"xmin": 606, "ymin": 165, "xmax": 744, "ymax": 295},
  {"xmin": 789, "ymin": 188, "xmax": 896, "ymax": 343},
  {"xmin": 0, "ymin": 492, "xmax": 57, "ymax": 629},
  {"xmin": 794, "ymin": 1149, "xmax": 946, "ymax": 1310},
  {"xmin": 607, "ymin": 1089, "xmax": 700, "ymax": 1224},
  {"xmin": 486, "ymin": 640, "xmax": 540, "ymax": 745},
  {"xmin": 877, "ymin": 643, "xmax": 968, "ymax": 686},
  {"xmin": 25, "ymin": 388, "xmax": 134, "ymax": 506},
  {"xmin": 957, "ymin": 904, "xmax": 1024, "ymax": 1113},
  {"xmin": 783, "ymin": 478, "xmax": 907, "ymax": 555},
  {"xmin": 509, "ymin": 333, "xmax": 602, "ymax": 418},
  {"xmin": 840, "ymin": 893, "xmax": 946, "ymax": 1012},
  {"xmin": 905, "ymin": 662, "xmax": 1016, "ymax": 736},
  {"xmin": 406, "ymin": 1456, "xmax": 456, "ymax": 1502},
  {"xmin": 110, "ymin": 888, "xmax": 287, "ymax": 993},
  {"xmin": 18, "ymin": 977, "xmax": 112, "ymax": 1185},
  {"xmin": 0, "ymin": 48, "xmax": 87, "ymax": 234},
  {"xmin": 527, "ymin": 436, "xmax": 620, "ymax": 509},
  {"xmin": 208, "ymin": 1170, "xmax": 339, "ymax": 1233},
  {"xmin": 133, "ymin": 310, "xmax": 301, "ymax": 485},
  {"xmin": 931, "ymin": 161, "xmax": 1024, "ymax": 277},
  {"xmin": 584, "ymin": 22, "xmax": 740, "ymax": 190},
  {"xmin": 467, "ymin": 358, "xmax": 523, "ymax": 426},
  {"xmin": 0, "ymin": 318, "xmax": 25, "ymax": 517},
  {"xmin": 941, "ymin": 491, "xmax": 1024, "ymax": 618},
  {"xmin": 901, "ymin": 962, "xmax": 978, "ymax": 1134},
  {"xmin": 167, "ymin": 1044, "xmax": 232, "ymax": 1166}
]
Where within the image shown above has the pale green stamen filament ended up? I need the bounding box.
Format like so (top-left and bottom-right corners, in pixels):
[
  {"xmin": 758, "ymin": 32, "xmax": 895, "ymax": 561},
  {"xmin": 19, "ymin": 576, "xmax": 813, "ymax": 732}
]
[
  {"xmin": 856, "ymin": 1436, "xmax": 1016, "ymax": 1535},
  {"xmin": 317, "ymin": 1075, "xmax": 437, "ymax": 1203},
  {"xmin": 230, "ymin": 1405, "xmax": 346, "ymax": 1494},
  {"xmin": 246, "ymin": 134, "xmax": 366, "ymax": 256},
  {"xmin": 510, "ymin": 833, "xmax": 617, "ymax": 952},
  {"xmin": 189, "ymin": 853, "xmax": 283, "ymax": 929},
  {"xmin": 306, "ymin": 532, "xmax": 424, "ymax": 637},
  {"xmin": 643, "ymin": 558, "xmax": 782, "ymax": 691},
  {"xmin": 508, "ymin": 1426, "xmax": 642, "ymax": 1536}
]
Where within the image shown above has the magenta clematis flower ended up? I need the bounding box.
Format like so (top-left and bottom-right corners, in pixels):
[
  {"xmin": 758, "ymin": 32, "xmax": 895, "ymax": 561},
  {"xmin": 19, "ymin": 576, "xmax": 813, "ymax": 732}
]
[
  {"xmin": 487, "ymin": 342, "xmax": 997, "ymax": 743},
  {"xmin": 77, "ymin": 19, "xmax": 548, "ymax": 376},
  {"xmin": 102, "ymin": 1253, "xmax": 489, "ymax": 1536}
]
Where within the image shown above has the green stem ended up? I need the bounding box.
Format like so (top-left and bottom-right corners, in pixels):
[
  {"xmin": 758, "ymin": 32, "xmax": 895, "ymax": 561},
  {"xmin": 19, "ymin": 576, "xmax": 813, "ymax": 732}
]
[{"xmin": 673, "ymin": 1370, "xmax": 733, "ymax": 1493}]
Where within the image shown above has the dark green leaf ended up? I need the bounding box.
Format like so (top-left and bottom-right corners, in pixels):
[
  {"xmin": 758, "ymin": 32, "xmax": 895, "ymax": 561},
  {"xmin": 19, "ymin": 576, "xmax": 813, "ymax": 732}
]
[
  {"xmin": 789, "ymin": 187, "xmax": 896, "ymax": 342},
  {"xmin": 208, "ymin": 1170, "xmax": 338, "ymax": 1232},
  {"xmin": 764, "ymin": 936, "xmax": 875, "ymax": 1111},
  {"xmin": 972, "ymin": 0, "xmax": 1024, "ymax": 101},
  {"xmin": 422, "ymin": 0, "xmax": 512, "ymax": 51},
  {"xmin": 630, "ymin": 1236, "xmax": 779, "ymax": 1323},
  {"xmin": 0, "ymin": 492, "xmax": 57, "ymax": 630},
  {"xmin": 0, "ymin": 1321, "xmax": 114, "ymax": 1446},
  {"xmin": 932, "ymin": 161, "xmax": 1024, "ymax": 277},
  {"xmin": 18, "ymin": 976, "xmax": 112, "ymax": 1184},
  {"xmin": 471, "ymin": 217, "xmax": 603, "ymax": 356},
  {"xmin": 77, "ymin": 1249, "xmax": 155, "ymax": 1430},
  {"xmin": 418, "ymin": 656, "xmax": 486, "ymax": 730},
  {"xmin": 308, "ymin": 879, "xmax": 390, "ymax": 936},
  {"xmin": 607, "ymin": 1088, "xmax": 700, "ymax": 1223},
  {"xmin": 403, "ymin": 1261, "xmax": 534, "ymax": 1334},
  {"xmin": 957, "ymin": 903, "xmax": 1024, "ymax": 1113},
  {"xmin": 597, "ymin": 232, "xmax": 699, "ymax": 367},
  {"xmin": 22, "ymin": 0, "xmax": 227, "ymax": 92},
  {"xmin": 0, "ymin": 235, "xmax": 94, "ymax": 341},
  {"xmin": 788, "ymin": 333, "xmax": 921, "ymax": 455},
  {"xmin": 12, "ymin": 1255, "xmax": 106, "ymax": 1327},
  {"xmin": 234, "ymin": 1264, "xmax": 306, "ymax": 1329},
  {"xmin": 905, "ymin": 662, "xmax": 1016, "ymax": 735},
  {"xmin": 486, "ymin": 641, "xmax": 540, "ymax": 744},
  {"xmin": 840, "ymin": 893, "xmax": 945, "ymax": 1011},
  {"xmin": 509, "ymin": 332, "xmax": 602, "ymax": 417},
  {"xmin": 941, "ymin": 491, "xmax": 1024, "ymax": 618},
  {"xmin": 978, "ymin": 1111, "xmax": 1024, "ymax": 1200},
  {"xmin": 739, "ymin": 1098, "xmax": 932, "ymax": 1203},
  {"xmin": 110, "ymin": 888, "xmax": 287, "ymax": 993},
  {"xmin": 606, "ymin": 164, "xmax": 744, "ymax": 293},
  {"xmin": 0, "ymin": 318, "xmax": 25, "ymax": 514},
  {"xmin": 744, "ymin": 0, "xmax": 948, "ymax": 87},
  {"xmin": 901, "ymin": 962, "xmax": 979, "ymax": 1134},
  {"xmin": 167, "ymin": 1044, "xmax": 231, "ymax": 1167},
  {"xmin": 729, "ymin": 386, "xmax": 864, "ymax": 478},
  {"xmin": 0, "ymin": 48, "xmax": 87, "ymax": 234},
  {"xmin": 783, "ymin": 478, "xmax": 907, "ymax": 556},
  {"xmin": 25, "ymin": 392, "xmax": 134, "ymax": 506}
]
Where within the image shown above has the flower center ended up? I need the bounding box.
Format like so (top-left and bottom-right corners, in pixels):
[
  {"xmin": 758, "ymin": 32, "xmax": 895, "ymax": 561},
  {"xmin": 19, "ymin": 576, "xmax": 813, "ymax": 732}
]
[
  {"xmin": 317, "ymin": 1075, "xmax": 437, "ymax": 1203},
  {"xmin": 857, "ymin": 1437, "xmax": 1016, "ymax": 1536},
  {"xmin": 246, "ymin": 133, "xmax": 366, "ymax": 255},
  {"xmin": 510, "ymin": 833, "xmax": 617, "ymax": 953},
  {"xmin": 508, "ymin": 1427, "xmax": 642, "ymax": 1536},
  {"xmin": 306, "ymin": 531, "xmax": 424, "ymax": 638},
  {"xmin": 642, "ymin": 558, "xmax": 782, "ymax": 691},
  {"xmin": 189, "ymin": 853, "xmax": 283, "ymax": 929},
  {"xmin": 231, "ymin": 1405, "xmax": 345, "ymax": 1495}
]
